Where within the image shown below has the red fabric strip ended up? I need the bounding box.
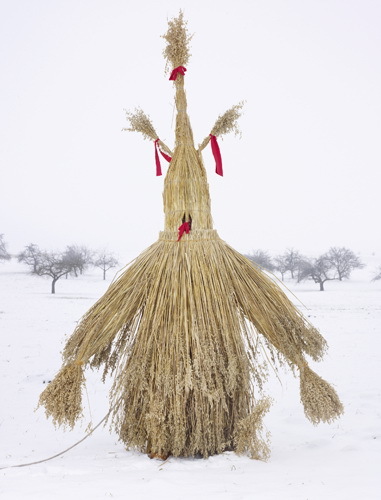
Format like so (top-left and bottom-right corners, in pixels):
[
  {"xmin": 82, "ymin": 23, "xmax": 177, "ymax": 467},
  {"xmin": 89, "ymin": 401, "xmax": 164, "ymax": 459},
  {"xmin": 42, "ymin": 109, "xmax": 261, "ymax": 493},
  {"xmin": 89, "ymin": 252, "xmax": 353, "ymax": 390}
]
[
  {"xmin": 177, "ymin": 221, "xmax": 191, "ymax": 241},
  {"xmin": 154, "ymin": 139, "xmax": 162, "ymax": 176},
  {"xmin": 210, "ymin": 135, "xmax": 223, "ymax": 176},
  {"xmin": 169, "ymin": 66, "xmax": 187, "ymax": 81},
  {"xmin": 154, "ymin": 139, "xmax": 172, "ymax": 176},
  {"xmin": 159, "ymin": 150, "xmax": 172, "ymax": 163}
]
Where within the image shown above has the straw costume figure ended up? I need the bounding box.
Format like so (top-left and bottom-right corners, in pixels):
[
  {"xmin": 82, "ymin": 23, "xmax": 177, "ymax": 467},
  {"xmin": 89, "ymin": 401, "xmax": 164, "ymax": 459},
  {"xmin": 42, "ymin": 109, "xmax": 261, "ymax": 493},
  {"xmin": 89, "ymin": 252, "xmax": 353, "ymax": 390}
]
[{"xmin": 39, "ymin": 13, "xmax": 343, "ymax": 460}]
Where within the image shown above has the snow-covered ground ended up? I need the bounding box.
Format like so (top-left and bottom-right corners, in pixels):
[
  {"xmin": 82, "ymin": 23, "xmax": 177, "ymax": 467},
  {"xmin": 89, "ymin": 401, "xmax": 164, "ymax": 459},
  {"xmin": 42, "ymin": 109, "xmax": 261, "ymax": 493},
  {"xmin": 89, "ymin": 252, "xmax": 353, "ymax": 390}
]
[{"xmin": 1, "ymin": 258, "xmax": 380, "ymax": 500}]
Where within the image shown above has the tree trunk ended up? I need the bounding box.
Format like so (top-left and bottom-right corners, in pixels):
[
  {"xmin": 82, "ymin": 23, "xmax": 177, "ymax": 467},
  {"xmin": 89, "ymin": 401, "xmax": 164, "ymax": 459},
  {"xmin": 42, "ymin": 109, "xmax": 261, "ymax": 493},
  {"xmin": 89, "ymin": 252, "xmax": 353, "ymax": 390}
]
[
  {"xmin": 319, "ymin": 281, "xmax": 324, "ymax": 291},
  {"xmin": 103, "ymin": 268, "xmax": 106, "ymax": 280},
  {"xmin": 51, "ymin": 278, "xmax": 57, "ymax": 294}
]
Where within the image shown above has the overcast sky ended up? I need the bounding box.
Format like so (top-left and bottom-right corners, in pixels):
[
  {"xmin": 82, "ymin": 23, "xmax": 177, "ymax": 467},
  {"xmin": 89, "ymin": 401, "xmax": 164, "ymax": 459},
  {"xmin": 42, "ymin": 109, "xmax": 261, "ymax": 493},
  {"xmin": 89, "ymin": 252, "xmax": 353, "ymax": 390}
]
[{"xmin": 1, "ymin": 0, "xmax": 380, "ymax": 262}]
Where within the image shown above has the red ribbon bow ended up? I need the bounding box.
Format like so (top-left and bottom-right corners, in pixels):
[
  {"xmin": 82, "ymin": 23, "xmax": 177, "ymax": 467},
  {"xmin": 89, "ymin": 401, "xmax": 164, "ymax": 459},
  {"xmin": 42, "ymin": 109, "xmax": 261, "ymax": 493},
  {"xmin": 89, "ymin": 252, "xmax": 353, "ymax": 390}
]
[
  {"xmin": 209, "ymin": 135, "xmax": 223, "ymax": 176},
  {"xmin": 169, "ymin": 66, "xmax": 187, "ymax": 81},
  {"xmin": 177, "ymin": 221, "xmax": 191, "ymax": 241},
  {"xmin": 154, "ymin": 139, "xmax": 172, "ymax": 176}
]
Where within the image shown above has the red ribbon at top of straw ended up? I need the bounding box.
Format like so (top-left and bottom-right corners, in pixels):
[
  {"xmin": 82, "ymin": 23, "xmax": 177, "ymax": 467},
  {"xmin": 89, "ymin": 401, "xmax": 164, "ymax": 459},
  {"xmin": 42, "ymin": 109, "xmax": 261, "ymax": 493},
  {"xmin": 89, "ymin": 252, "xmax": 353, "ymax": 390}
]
[
  {"xmin": 169, "ymin": 66, "xmax": 187, "ymax": 81},
  {"xmin": 209, "ymin": 135, "xmax": 223, "ymax": 176},
  {"xmin": 154, "ymin": 139, "xmax": 172, "ymax": 176}
]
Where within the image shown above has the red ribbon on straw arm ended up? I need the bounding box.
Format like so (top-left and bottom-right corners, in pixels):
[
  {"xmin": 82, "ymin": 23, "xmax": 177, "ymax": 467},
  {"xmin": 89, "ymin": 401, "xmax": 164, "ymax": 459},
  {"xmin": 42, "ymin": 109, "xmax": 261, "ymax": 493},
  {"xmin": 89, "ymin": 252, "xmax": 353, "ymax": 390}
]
[
  {"xmin": 154, "ymin": 139, "xmax": 172, "ymax": 176},
  {"xmin": 209, "ymin": 135, "xmax": 223, "ymax": 176},
  {"xmin": 177, "ymin": 221, "xmax": 191, "ymax": 241},
  {"xmin": 169, "ymin": 66, "xmax": 187, "ymax": 81}
]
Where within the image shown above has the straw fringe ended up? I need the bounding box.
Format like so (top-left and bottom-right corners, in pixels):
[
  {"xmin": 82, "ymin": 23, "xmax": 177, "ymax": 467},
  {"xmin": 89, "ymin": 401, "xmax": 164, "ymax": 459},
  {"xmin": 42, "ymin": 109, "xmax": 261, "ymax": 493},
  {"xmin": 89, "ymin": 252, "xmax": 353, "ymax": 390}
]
[
  {"xmin": 40, "ymin": 233, "xmax": 340, "ymax": 457},
  {"xmin": 106, "ymin": 237, "xmax": 258, "ymax": 457}
]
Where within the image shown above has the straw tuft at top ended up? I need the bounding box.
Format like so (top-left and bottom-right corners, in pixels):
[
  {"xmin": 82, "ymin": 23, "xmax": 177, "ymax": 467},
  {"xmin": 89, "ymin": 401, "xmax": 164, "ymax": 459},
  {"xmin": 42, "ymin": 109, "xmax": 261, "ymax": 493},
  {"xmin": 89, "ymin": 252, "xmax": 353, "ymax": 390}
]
[{"xmin": 162, "ymin": 11, "xmax": 193, "ymax": 73}]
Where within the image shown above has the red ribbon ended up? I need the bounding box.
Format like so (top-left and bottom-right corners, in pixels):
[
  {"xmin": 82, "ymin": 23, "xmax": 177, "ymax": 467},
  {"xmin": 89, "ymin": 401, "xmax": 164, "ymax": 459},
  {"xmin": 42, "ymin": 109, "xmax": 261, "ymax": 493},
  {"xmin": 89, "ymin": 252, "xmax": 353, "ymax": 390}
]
[
  {"xmin": 177, "ymin": 221, "xmax": 191, "ymax": 241},
  {"xmin": 169, "ymin": 66, "xmax": 187, "ymax": 81},
  {"xmin": 210, "ymin": 135, "xmax": 223, "ymax": 176},
  {"xmin": 154, "ymin": 139, "xmax": 172, "ymax": 176}
]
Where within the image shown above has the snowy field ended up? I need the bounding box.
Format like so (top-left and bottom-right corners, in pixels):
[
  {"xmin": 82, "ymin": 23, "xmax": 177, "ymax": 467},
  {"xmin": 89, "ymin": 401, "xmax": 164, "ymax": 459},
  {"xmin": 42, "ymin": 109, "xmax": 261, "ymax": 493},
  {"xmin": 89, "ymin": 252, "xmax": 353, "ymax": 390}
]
[{"xmin": 1, "ymin": 257, "xmax": 380, "ymax": 500}]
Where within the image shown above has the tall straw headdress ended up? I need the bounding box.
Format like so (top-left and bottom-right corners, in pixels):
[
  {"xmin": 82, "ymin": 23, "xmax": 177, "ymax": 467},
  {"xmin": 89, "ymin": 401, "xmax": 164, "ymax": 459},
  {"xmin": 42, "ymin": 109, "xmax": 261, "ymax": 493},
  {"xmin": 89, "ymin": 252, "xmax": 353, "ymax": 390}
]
[{"xmin": 38, "ymin": 12, "xmax": 343, "ymax": 460}]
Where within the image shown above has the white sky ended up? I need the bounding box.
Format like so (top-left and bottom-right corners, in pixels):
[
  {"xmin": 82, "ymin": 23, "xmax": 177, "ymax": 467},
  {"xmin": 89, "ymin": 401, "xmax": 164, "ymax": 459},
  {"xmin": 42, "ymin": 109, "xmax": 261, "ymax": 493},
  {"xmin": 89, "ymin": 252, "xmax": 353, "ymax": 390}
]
[{"xmin": 1, "ymin": 0, "xmax": 380, "ymax": 262}]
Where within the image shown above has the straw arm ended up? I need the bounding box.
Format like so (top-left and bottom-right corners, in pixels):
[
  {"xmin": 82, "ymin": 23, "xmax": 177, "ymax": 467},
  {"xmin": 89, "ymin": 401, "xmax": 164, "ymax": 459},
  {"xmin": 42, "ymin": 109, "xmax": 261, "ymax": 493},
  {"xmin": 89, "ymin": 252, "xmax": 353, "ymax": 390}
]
[
  {"xmin": 198, "ymin": 135, "xmax": 211, "ymax": 153},
  {"xmin": 157, "ymin": 139, "xmax": 173, "ymax": 157}
]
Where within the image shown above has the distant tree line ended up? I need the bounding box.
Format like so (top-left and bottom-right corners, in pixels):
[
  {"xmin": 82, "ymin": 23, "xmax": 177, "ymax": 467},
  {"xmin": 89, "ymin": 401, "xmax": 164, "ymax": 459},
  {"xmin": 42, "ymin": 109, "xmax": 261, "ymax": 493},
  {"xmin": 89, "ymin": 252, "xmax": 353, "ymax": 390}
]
[
  {"xmin": 2, "ymin": 233, "xmax": 381, "ymax": 292},
  {"xmin": 1, "ymin": 234, "xmax": 119, "ymax": 293},
  {"xmin": 17, "ymin": 243, "xmax": 118, "ymax": 294},
  {"xmin": 245, "ymin": 247, "xmax": 365, "ymax": 291}
]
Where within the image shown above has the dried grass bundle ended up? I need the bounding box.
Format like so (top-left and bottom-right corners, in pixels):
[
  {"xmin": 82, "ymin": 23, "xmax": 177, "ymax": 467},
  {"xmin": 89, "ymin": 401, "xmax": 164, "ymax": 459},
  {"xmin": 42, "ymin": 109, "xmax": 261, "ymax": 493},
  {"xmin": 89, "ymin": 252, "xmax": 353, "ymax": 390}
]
[
  {"xmin": 39, "ymin": 12, "xmax": 342, "ymax": 460},
  {"xmin": 123, "ymin": 108, "xmax": 157, "ymax": 141},
  {"xmin": 123, "ymin": 109, "xmax": 173, "ymax": 156},
  {"xmin": 162, "ymin": 10, "xmax": 192, "ymax": 72},
  {"xmin": 300, "ymin": 366, "xmax": 344, "ymax": 425},
  {"xmin": 38, "ymin": 362, "xmax": 85, "ymax": 428},
  {"xmin": 211, "ymin": 102, "xmax": 244, "ymax": 137},
  {"xmin": 199, "ymin": 102, "xmax": 244, "ymax": 152}
]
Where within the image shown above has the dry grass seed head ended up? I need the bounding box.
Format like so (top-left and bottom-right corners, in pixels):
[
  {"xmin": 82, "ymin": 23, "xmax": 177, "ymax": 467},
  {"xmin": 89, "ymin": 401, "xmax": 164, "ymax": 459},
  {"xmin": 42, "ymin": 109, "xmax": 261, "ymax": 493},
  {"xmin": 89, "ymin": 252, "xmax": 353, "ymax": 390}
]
[
  {"xmin": 123, "ymin": 108, "xmax": 158, "ymax": 141},
  {"xmin": 37, "ymin": 362, "xmax": 85, "ymax": 429},
  {"xmin": 162, "ymin": 11, "xmax": 193, "ymax": 72},
  {"xmin": 211, "ymin": 102, "xmax": 244, "ymax": 138},
  {"xmin": 300, "ymin": 366, "xmax": 344, "ymax": 425},
  {"xmin": 234, "ymin": 397, "xmax": 272, "ymax": 461}
]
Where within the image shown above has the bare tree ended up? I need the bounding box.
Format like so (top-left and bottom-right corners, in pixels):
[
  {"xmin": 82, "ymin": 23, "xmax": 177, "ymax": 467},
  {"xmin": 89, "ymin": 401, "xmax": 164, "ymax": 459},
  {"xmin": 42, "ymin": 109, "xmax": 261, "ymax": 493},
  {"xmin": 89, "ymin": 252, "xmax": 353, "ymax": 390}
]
[
  {"xmin": 298, "ymin": 256, "xmax": 338, "ymax": 291},
  {"xmin": 274, "ymin": 254, "xmax": 288, "ymax": 281},
  {"xmin": 0, "ymin": 234, "xmax": 11, "ymax": 262},
  {"xmin": 284, "ymin": 248, "xmax": 303, "ymax": 279},
  {"xmin": 18, "ymin": 243, "xmax": 41, "ymax": 272},
  {"xmin": 274, "ymin": 248, "xmax": 305, "ymax": 281},
  {"xmin": 19, "ymin": 246, "xmax": 74, "ymax": 293},
  {"xmin": 63, "ymin": 245, "xmax": 93, "ymax": 277},
  {"xmin": 323, "ymin": 247, "xmax": 364, "ymax": 280},
  {"xmin": 93, "ymin": 251, "xmax": 118, "ymax": 280},
  {"xmin": 245, "ymin": 250, "xmax": 275, "ymax": 272},
  {"xmin": 36, "ymin": 251, "xmax": 76, "ymax": 294}
]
